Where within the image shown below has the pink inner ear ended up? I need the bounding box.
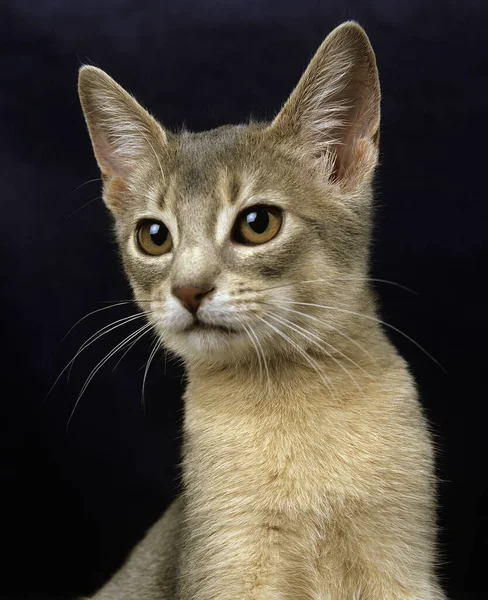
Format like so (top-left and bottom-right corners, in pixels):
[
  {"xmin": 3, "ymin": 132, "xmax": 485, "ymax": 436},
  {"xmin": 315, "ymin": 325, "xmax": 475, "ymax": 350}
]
[
  {"xmin": 93, "ymin": 132, "xmax": 128, "ymax": 179},
  {"xmin": 323, "ymin": 131, "xmax": 357, "ymax": 184},
  {"xmin": 316, "ymin": 135, "xmax": 377, "ymax": 187},
  {"xmin": 102, "ymin": 173, "xmax": 132, "ymax": 215},
  {"xmin": 342, "ymin": 137, "xmax": 378, "ymax": 186}
]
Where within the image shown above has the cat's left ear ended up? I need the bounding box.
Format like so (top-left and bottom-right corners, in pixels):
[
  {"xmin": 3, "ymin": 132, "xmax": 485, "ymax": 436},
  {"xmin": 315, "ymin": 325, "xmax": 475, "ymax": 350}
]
[
  {"xmin": 78, "ymin": 66, "xmax": 167, "ymax": 180},
  {"xmin": 271, "ymin": 22, "xmax": 380, "ymax": 188}
]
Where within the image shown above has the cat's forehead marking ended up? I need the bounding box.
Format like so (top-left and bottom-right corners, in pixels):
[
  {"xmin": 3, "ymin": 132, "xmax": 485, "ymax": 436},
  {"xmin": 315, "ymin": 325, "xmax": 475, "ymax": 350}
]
[
  {"xmin": 159, "ymin": 129, "xmax": 264, "ymax": 246},
  {"xmin": 172, "ymin": 127, "xmax": 260, "ymax": 197}
]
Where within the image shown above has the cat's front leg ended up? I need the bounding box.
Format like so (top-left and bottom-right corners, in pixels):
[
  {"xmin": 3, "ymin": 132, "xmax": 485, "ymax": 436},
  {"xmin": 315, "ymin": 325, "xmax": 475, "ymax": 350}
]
[
  {"xmin": 308, "ymin": 514, "xmax": 447, "ymax": 600},
  {"xmin": 359, "ymin": 580, "xmax": 447, "ymax": 600},
  {"xmin": 328, "ymin": 560, "xmax": 447, "ymax": 600},
  {"xmin": 313, "ymin": 576, "xmax": 446, "ymax": 600},
  {"xmin": 85, "ymin": 497, "xmax": 183, "ymax": 600}
]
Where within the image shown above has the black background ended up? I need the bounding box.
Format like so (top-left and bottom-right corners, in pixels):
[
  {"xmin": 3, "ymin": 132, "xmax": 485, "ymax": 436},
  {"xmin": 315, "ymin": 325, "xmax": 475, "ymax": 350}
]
[{"xmin": 1, "ymin": 1, "xmax": 486, "ymax": 599}]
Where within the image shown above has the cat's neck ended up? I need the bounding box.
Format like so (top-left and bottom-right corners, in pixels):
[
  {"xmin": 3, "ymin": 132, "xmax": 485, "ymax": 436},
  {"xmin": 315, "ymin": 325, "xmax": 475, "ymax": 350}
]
[
  {"xmin": 184, "ymin": 286, "xmax": 385, "ymax": 410},
  {"xmin": 179, "ymin": 327, "xmax": 400, "ymax": 599},
  {"xmin": 184, "ymin": 324, "xmax": 390, "ymax": 416}
]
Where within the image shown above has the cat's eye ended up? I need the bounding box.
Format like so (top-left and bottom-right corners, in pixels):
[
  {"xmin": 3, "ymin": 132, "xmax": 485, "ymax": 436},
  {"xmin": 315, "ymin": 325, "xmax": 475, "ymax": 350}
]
[
  {"xmin": 136, "ymin": 220, "xmax": 172, "ymax": 255},
  {"xmin": 232, "ymin": 205, "xmax": 283, "ymax": 245}
]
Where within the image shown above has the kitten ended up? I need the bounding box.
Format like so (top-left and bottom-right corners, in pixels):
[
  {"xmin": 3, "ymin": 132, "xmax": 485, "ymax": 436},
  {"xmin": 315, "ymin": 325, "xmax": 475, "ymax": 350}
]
[{"xmin": 78, "ymin": 21, "xmax": 445, "ymax": 600}]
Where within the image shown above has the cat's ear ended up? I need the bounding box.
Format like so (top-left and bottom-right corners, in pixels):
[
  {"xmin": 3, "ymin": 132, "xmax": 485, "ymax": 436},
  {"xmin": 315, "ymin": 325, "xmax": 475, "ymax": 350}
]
[
  {"xmin": 78, "ymin": 66, "xmax": 167, "ymax": 180},
  {"xmin": 271, "ymin": 22, "xmax": 380, "ymax": 187}
]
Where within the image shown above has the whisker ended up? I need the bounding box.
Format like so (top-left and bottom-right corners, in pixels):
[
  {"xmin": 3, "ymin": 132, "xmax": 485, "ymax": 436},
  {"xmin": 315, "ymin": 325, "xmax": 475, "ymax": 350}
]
[
  {"xmin": 163, "ymin": 344, "xmax": 169, "ymax": 376},
  {"xmin": 278, "ymin": 312, "xmax": 374, "ymax": 381},
  {"xmin": 99, "ymin": 299, "xmax": 153, "ymax": 304},
  {"xmin": 263, "ymin": 302, "xmax": 380, "ymax": 367},
  {"xmin": 67, "ymin": 177, "xmax": 102, "ymax": 197},
  {"xmin": 67, "ymin": 322, "xmax": 153, "ymax": 430},
  {"xmin": 277, "ymin": 301, "xmax": 446, "ymax": 373},
  {"xmin": 141, "ymin": 338, "xmax": 162, "ymax": 413},
  {"xmin": 112, "ymin": 323, "xmax": 154, "ymax": 372},
  {"xmin": 45, "ymin": 312, "xmax": 148, "ymax": 402},
  {"xmin": 67, "ymin": 194, "xmax": 102, "ymax": 219},
  {"xmin": 67, "ymin": 313, "xmax": 148, "ymax": 380},
  {"xmin": 248, "ymin": 322, "xmax": 271, "ymax": 390},
  {"xmin": 254, "ymin": 277, "xmax": 418, "ymax": 295},
  {"xmin": 267, "ymin": 312, "xmax": 365, "ymax": 394},
  {"xmin": 256, "ymin": 314, "xmax": 339, "ymax": 401},
  {"xmin": 240, "ymin": 322, "xmax": 262, "ymax": 381},
  {"xmin": 241, "ymin": 321, "xmax": 269, "ymax": 389},
  {"xmin": 61, "ymin": 301, "xmax": 134, "ymax": 343}
]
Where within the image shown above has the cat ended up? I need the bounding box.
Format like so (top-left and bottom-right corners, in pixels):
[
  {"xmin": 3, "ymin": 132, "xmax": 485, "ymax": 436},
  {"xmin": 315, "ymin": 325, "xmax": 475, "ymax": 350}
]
[{"xmin": 78, "ymin": 21, "xmax": 446, "ymax": 600}]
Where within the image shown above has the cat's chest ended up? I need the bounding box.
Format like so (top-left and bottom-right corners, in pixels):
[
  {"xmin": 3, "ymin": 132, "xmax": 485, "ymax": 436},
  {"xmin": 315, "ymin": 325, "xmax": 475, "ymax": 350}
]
[{"xmin": 182, "ymin": 394, "xmax": 378, "ymax": 514}]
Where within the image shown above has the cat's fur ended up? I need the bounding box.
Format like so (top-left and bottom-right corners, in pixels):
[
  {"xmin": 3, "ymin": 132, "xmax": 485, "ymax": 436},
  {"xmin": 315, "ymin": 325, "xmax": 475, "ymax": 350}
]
[{"xmin": 78, "ymin": 22, "xmax": 445, "ymax": 600}]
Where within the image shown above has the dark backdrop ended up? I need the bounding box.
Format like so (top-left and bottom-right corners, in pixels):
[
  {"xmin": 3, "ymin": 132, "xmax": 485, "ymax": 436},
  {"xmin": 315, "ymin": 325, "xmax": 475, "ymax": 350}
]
[{"xmin": 1, "ymin": 1, "xmax": 486, "ymax": 599}]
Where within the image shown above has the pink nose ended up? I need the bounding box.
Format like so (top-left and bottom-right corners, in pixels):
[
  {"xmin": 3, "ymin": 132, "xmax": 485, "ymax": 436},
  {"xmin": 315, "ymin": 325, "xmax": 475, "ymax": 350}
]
[{"xmin": 172, "ymin": 286, "xmax": 214, "ymax": 315}]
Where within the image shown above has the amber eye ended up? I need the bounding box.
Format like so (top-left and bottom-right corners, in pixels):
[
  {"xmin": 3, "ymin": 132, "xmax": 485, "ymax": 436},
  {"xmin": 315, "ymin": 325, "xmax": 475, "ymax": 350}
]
[
  {"xmin": 136, "ymin": 220, "xmax": 172, "ymax": 255},
  {"xmin": 232, "ymin": 205, "xmax": 283, "ymax": 245}
]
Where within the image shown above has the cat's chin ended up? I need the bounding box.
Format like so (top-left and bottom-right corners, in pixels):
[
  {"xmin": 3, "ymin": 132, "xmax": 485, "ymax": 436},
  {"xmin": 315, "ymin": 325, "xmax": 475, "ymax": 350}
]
[
  {"xmin": 183, "ymin": 322, "xmax": 240, "ymax": 335},
  {"xmin": 163, "ymin": 325, "xmax": 249, "ymax": 363}
]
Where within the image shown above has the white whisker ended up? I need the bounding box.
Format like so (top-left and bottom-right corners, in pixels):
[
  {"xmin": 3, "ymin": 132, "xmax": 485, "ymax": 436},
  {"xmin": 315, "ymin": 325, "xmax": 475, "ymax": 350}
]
[
  {"xmin": 248, "ymin": 322, "xmax": 271, "ymax": 391},
  {"xmin": 267, "ymin": 312, "xmax": 365, "ymax": 394},
  {"xmin": 45, "ymin": 312, "xmax": 148, "ymax": 402},
  {"xmin": 254, "ymin": 277, "xmax": 418, "ymax": 295},
  {"xmin": 265, "ymin": 304, "xmax": 376, "ymax": 380},
  {"xmin": 68, "ymin": 177, "xmax": 103, "ymax": 197},
  {"xmin": 241, "ymin": 320, "xmax": 271, "ymax": 391},
  {"xmin": 277, "ymin": 301, "xmax": 445, "ymax": 372},
  {"xmin": 61, "ymin": 301, "xmax": 134, "ymax": 343},
  {"xmin": 67, "ymin": 194, "xmax": 102, "ymax": 218},
  {"xmin": 269, "ymin": 302, "xmax": 380, "ymax": 369},
  {"xmin": 240, "ymin": 322, "xmax": 263, "ymax": 383},
  {"xmin": 256, "ymin": 314, "xmax": 338, "ymax": 401},
  {"xmin": 112, "ymin": 324, "xmax": 154, "ymax": 372},
  {"xmin": 67, "ymin": 312, "xmax": 148, "ymax": 380},
  {"xmin": 67, "ymin": 322, "xmax": 153, "ymax": 430},
  {"xmin": 142, "ymin": 338, "xmax": 162, "ymax": 412}
]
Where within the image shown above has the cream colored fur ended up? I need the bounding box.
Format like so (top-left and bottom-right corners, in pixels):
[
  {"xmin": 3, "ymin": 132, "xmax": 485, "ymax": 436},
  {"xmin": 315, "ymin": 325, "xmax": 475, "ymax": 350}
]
[{"xmin": 78, "ymin": 22, "xmax": 446, "ymax": 600}]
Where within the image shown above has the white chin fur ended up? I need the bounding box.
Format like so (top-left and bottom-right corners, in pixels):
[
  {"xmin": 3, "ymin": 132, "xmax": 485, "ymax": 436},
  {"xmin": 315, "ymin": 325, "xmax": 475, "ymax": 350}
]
[{"xmin": 163, "ymin": 327, "xmax": 249, "ymax": 362}]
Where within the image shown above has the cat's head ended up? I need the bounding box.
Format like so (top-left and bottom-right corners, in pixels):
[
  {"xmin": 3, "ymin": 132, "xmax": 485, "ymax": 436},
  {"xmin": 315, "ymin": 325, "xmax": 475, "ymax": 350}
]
[{"xmin": 78, "ymin": 22, "xmax": 380, "ymax": 368}]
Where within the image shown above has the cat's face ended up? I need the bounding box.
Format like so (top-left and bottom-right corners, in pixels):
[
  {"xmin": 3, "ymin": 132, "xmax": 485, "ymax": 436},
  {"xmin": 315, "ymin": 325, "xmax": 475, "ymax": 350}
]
[
  {"xmin": 79, "ymin": 22, "xmax": 380, "ymax": 366},
  {"xmin": 110, "ymin": 126, "xmax": 371, "ymax": 364}
]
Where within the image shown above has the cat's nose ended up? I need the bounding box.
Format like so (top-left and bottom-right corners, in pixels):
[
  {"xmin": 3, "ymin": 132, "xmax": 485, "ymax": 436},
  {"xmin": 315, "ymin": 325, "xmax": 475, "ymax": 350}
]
[{"xmin": 172, "ymin": 285, "xmax": 214, "ymax": 315}]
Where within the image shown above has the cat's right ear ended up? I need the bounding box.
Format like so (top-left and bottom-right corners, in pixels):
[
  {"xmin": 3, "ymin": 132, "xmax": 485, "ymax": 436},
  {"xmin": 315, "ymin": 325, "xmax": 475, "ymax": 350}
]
[
  {"xmin": 270, "ymin": 22, "xmax": 380, "ymax": 189},
  {"xmin": 78, "ymin": 66, "xmax": 167, "ymax": 182}
]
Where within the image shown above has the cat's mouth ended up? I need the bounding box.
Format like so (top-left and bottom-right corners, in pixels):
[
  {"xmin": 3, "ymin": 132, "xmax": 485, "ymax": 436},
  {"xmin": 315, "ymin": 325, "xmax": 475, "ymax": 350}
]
[{"xmin": 184, "ymin": 320, "xmax": 239, "ymax": 335}]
